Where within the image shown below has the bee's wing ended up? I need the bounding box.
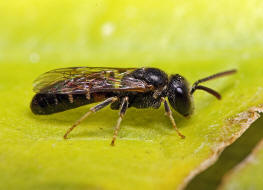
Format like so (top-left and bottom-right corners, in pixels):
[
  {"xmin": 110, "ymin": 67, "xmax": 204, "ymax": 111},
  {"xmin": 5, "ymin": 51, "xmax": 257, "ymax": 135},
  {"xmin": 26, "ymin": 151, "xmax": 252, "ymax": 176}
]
[{"xmin": 33, "ymin": 67, "xmax": 152, "ymax": 94}]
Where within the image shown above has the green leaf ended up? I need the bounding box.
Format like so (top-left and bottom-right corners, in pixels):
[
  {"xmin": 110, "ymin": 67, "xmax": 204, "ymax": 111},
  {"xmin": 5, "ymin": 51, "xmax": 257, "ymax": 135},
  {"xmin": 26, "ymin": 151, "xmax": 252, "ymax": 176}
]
[
  {"xmin": 185, "ymin": 109, "xmax": 263, "ymax": 190},
  {"xmin": 1, "ymin": 1, "xmax": 263, "ymax": 190},
  {"xmin": 219, "ymin": 139, "xmax": 263, "ymax": 190}
]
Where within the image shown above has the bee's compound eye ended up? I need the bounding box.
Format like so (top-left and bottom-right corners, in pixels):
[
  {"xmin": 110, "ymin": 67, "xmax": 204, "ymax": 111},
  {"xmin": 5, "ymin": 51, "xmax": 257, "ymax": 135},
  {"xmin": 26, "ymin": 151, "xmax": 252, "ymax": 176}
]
[{"xmin": 167, "ymin": 74, "xmax": 194, "ymax": 117}]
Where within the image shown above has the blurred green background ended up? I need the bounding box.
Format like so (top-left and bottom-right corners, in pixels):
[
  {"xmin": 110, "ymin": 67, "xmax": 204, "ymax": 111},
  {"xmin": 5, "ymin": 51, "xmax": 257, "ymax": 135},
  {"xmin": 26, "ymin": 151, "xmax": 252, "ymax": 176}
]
[
  {"xmin": 1, "ymin": 1, "xmax": 263, "ymax": 190},
  {"xmin": 1, "ymin": 0, "xmax": 263, "ymax": 66}
]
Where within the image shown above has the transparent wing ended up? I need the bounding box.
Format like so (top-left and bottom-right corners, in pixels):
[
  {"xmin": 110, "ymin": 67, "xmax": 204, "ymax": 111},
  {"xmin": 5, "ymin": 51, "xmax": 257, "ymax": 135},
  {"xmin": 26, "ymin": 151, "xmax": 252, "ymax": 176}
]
[{"xmin": 33, "ymin": 67, "xmax": 152, "ymax": 94}]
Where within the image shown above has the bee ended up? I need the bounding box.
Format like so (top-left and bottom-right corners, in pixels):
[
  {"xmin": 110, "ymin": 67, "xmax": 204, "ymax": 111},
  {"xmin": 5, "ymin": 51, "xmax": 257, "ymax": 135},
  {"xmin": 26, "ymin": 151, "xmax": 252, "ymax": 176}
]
[{"xmin": 30, "ymin": 67, "xmax": 236, "ymax": 145}]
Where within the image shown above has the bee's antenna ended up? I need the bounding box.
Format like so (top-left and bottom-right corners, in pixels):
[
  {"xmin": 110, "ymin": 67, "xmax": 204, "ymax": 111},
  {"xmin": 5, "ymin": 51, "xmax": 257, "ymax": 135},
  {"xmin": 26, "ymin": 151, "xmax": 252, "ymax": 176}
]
[{"xmin": 190, "ymin": 69, "xmax": 237, "ymax": 99}]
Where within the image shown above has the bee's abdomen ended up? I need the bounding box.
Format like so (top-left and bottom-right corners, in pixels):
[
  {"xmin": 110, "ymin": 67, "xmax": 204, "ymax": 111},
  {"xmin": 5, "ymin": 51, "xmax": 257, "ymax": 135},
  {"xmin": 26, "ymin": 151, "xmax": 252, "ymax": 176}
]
[{"xmin": 30, "ymin": 93, "xmax": 104, "ymax": 115}]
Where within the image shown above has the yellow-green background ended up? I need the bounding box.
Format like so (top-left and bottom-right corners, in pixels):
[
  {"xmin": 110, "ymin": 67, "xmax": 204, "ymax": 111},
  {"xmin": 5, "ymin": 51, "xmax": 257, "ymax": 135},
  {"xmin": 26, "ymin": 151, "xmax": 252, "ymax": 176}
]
[{"xmin": 1, "ymin": 1, "xmax": 263, "ymax": 190}]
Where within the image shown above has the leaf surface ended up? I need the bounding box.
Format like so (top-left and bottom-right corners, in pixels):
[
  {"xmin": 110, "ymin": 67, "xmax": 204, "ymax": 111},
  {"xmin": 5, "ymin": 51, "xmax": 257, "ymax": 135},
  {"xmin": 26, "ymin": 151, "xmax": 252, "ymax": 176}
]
[{"xmin": 0, "ymin": 1, "xmax": 263, "ymax": 190}]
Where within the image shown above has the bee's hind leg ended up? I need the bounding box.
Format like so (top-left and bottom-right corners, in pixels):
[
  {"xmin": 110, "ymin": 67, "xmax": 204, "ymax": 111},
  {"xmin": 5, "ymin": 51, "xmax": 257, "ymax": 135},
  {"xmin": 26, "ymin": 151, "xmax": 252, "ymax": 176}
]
[{"xmin": 64, "ymin": 96, "xmax": 118, "ymax": 139}]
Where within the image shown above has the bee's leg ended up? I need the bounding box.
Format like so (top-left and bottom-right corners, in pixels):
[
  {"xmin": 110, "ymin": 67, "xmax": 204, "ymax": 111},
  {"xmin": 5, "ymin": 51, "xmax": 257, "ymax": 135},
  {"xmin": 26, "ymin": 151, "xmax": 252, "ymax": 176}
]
[
  {"xmin": 64, "ymin": 97, "xmax": 118, "ymax": 139},
  {"xmin": 161, "ymin": 98, "xmax": 185, "ymax": 139},
  {"xmin": 111, "ymin": 97, "xmax": 129, "ymax": 146}
]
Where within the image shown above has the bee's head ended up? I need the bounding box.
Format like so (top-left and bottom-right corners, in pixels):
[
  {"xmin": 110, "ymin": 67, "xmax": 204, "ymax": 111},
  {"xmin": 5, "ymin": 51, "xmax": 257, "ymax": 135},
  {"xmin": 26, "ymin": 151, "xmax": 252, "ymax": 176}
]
[
  {"xmin": 167, "ymin": 74, "xmax": 194, "ymax": 117},
  {"xmin": 167, "ymin": 69, "xmax": 237, "ymax": 117}
]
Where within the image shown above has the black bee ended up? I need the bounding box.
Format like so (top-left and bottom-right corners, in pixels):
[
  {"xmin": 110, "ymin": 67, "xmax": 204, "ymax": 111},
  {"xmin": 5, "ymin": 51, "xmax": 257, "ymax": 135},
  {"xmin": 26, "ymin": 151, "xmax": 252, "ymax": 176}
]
[{"xmin": 30, "ymin": 67, "xmax": 236, "ymax": 145}]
